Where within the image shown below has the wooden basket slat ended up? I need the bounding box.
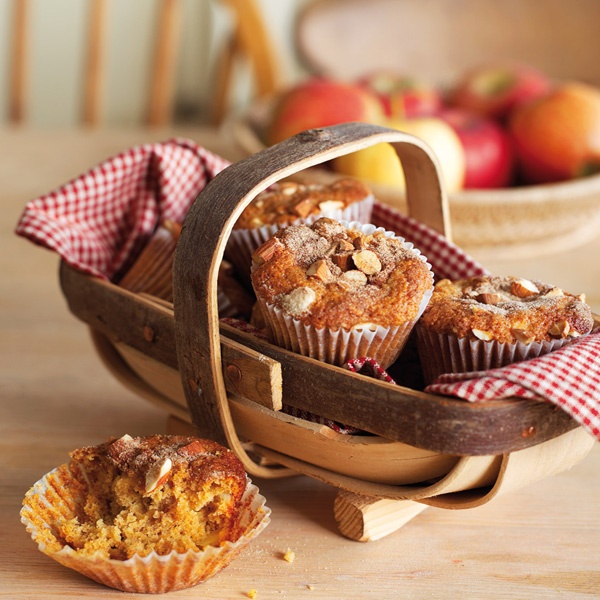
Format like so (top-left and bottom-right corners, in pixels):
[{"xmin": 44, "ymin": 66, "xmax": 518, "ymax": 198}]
[{"xmin": 60, "ymin": 261, "xmax": 580, "ymax": 456}]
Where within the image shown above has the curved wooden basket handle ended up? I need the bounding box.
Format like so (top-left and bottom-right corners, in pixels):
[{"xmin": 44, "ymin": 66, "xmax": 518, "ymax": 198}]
[{"xmin": 172, "ymin": 122, "xmax": 451, "ymax": 478}]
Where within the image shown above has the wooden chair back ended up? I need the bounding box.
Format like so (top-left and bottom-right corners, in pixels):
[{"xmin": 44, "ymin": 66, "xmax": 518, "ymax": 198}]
[
  {"xmin": 6, "ymin": 0, "xmax": 279, "ymax": 126},
  {"xmin": 8, "ymin": 0, "xmax": 180, "ymax": 126}
]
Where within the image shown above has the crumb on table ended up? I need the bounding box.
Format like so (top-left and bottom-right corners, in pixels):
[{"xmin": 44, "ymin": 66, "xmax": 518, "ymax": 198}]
[{"xmin": 283, "ymin": 548, "xmax": 295, "ymax": 563}]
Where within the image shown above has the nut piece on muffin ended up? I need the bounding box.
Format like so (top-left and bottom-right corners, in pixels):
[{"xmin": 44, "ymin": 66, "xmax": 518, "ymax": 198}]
[
  {"xmin": 250, "ymin": 217, "xmax": 433, "ymax": 368},
  {"xmin": 416, "ymin": 275, "xmax": 595, "ymax": 384},
  {"xmin": 21, "ymin": 435, "xmax": 270, "ymax": 593},
  {"xmin": 226, "ymin": 178, "xmax": 374, "ymax": 288},
  {"xmin": 234, "ymin": 178, "xmax": 373, "ymax": 229}
]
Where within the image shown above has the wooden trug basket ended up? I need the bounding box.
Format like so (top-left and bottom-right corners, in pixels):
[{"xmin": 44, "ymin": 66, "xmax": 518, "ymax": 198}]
[{"xmin": 60, "ymin": 123, "xmax": 595, "ymax": 541}]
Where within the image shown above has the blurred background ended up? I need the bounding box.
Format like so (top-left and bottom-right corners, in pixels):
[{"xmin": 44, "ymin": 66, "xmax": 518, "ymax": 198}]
[{"xmin": 0, "ymin": 0, "xmax": 309, "ymax": 127}]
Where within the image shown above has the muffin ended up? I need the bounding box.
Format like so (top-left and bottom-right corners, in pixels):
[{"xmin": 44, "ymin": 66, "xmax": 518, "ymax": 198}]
[
  {"xmin": 226, "ymin": 178, "xmax": 374, "ymax": 287},
  {"xmin": 20, "ymin": 434, "xmax": 270, "ymax": 593},
  {"xmin": 250, "ymin": 217, "xmax": 434, "ymax": 368},
  {"xmin": 416, "ymin": 275, "xmax": 595, "ymax": 384},
  {"xmin": 118, "ymin": 221, "xmax": 254, "ymax": 318}
]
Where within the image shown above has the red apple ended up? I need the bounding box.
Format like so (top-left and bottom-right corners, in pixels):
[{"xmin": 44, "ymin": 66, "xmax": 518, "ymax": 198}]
[
  {"xmin": 438, "ymin": 107, "xmax": 515, "ymax": 189},
  {"xmin": 266, "ymin": 78, "xmax": 384, "ymax": 145},
  {"xmin": 357, "ymin": 72, "xmax": 443, "ymax": 118},
  {"xmin": 450, "ymin": 62, "xmax": 552, "ymax": 121},
  {"xmin": 508, "ymin": 82, "xmax": 600, "ymax": 184}
]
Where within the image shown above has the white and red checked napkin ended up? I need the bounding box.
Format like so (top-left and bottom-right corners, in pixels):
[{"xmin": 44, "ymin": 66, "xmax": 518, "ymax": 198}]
[{"xmin": 15, "ymin": 138, "xmax": 600, "ymax": 442}]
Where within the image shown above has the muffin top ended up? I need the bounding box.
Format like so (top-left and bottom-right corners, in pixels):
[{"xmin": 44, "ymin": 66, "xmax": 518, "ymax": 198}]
[
  {"xmin": 70, "ymin": 434, "xmax": 247, "ymax": 495},
  {"xmin": 419, "ymin": 275, "xmax": 594, "ymax": 344},
  {"xmin": 250, "ymin": 218, "xmax": 433, "ymax": 329},
  {"xmin": 234, "ymin": 178, "xmax": 372, "ymax": 229}
]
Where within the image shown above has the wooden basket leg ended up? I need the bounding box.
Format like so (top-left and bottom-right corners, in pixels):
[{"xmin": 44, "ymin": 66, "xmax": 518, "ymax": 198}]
[{"xmin": 334, "ymin": 490, "xmax": 428, "ymax": 542}]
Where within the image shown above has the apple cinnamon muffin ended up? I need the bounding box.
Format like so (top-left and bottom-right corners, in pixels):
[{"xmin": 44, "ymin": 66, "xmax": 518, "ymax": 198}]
[
  {"xmin": 416, "ymin": 275, "xmax": 594, "ymax": 384},
  {"xmin": 226, "ymin": 178, "xmax": 374, "ymax": 287},
  {"xmin": 20, "ymin": 434, "xmax": 270, "ymax": 593},
  {"xmin": 250, "ymin": 217, "xmax": 433, "ymax": 368}
]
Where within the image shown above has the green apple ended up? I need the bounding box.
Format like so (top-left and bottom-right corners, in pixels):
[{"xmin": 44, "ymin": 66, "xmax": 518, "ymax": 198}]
[{"xmin": 333, "ymin": 117, "xmax": 466, "ymax": 192}]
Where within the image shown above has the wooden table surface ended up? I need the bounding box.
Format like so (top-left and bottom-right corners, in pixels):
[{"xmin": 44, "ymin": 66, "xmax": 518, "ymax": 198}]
[{"xmin": 1, "ymin": 127, "xmax": 599, "ymax": 599}]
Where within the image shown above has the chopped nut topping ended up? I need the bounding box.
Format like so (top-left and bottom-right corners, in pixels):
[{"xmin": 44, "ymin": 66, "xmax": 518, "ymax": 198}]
[
  {"xmin": 107, "ymin": 434, "xmax": 134, "ymax": 460},
  {"xmin": 510, "ymin": 278, "xmax": 539, "ymax": 298},
  {"xmin": 280, "ymin": 182, "xmax": 299, "ymax": 195},
  {"xmin": 353, "ymin": 249, "xmax": 382, "ymax": 275},
  {"xmin": 578, "ymin": 293, "xmax": 587, "ymax": 303},
  {"xmin": 476, "ymin": 292, "xmax": 503, "ymax": 305},
  {"xmin": 306, "ymin": 259, "xmax": 331, "ymax": 282},
  {"xmin": 252, "ymin": 238, "xmax": 280, "ymax": 265},
  {"xmin": 336, "ymin": 239, "xmax": 355, "ymax": 252},
  {"xmin": 292, "ymin": 198, "xmax": 315, "ymax": 218},
  {"xmin": 332, "ymin": 253, "xmax": 352, "ymax": 271},
  {"xmin": 318, "ymin": 200, "xmax": 345, "ymax": 213},
  {"xmin": 544, "ymin": 287, "xmax": 564, "ymax": 297},
  {"xmin": 549, "ymin": 320, "xmax": 571, "ymax": 337},
  {"xmin": 339, "ymin": 270, "xmax": 368, "ymax": 286},
  {"xmin": 145, "ymin": 457, "xmax": 172, "ymax": 494},
  {"xmin": 472, "ymin": 328, "xmax": 493, "ymax": 341},
  {"xmin": 435, "ymin": 278, "xmax": 454, "ymax": 289},
  {"xmin": 511, "ymin": 328, "xmax": 535, "ymax": 344},
  {"xmin": 280, "ymin": 287, "xmax": 316, "ymax": 317}
]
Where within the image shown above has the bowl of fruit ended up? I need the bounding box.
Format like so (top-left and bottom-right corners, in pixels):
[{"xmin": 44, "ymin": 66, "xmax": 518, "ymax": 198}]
[{"xmin": 227, "ymin": 63, "xmax": 600, "ymax": 258}]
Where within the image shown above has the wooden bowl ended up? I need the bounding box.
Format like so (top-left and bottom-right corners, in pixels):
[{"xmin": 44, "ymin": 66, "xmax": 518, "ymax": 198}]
[{"xmin": 225, "ymin": 95, "xmax": 600, "ymax": 260}]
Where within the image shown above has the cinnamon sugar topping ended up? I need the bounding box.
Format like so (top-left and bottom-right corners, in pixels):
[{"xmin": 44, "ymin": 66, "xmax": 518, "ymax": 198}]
[
  {"xmin": 251, "ymin": 218, "xmax": 433, "ymax": 329},
  {"xmin": 421, "ymin": 275, "xmax": 594, "ymax": 343}
]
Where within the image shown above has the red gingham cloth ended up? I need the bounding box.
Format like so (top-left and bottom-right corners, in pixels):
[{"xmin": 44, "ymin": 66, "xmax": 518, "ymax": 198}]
[
  {"xmin": 14, "ymin": 139, "xmax": 600, "ymax": 442},
  {"xmin": 14, "ymin": 138, "xmax": 230, "ymax": 281}
]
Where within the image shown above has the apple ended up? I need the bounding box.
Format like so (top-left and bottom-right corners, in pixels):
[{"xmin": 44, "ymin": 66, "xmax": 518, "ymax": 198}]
[
  {"xmin": 332, "ymin": 116, "xmax": 466, "ymax": 193},
  {"xmin": 266, "ymin": 78, "xmax": 384, "ymax": 145},
  {"xmin": 508, "ymin": 82, "xmax": 600, "ymax": 184},
  {"xmin": 438, "ymin": 107, "xmax": 515, "ymax": 188},
  {"xmin": 357, "ymin": 72, "xmax": 443, "ymax": 118},
  {"xmin": 450, "ymin": 62, "xmax": 552, "ymax": 121}
]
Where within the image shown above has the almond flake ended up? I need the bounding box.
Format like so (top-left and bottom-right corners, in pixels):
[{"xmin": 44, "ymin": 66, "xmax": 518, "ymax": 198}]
[
  {"xmin": 476, "ymin": 292, "xmax": 503, "ymax": 305},
  {"xmin": 544, "ymin": 287, "xmax": 564, "ymax": 298},
  {"xmin": 318, "ymin": 200, "xmax": 345, "ymax": 214},
  {"xmin": 511, "ymin": 328, "xmax": 535, "ymax": 344},
  {"xmin": 306, "ymin": 259, "xmax": 331, "ymax": 282},
  {"xmin": 472, "ymin": 328, "xmax": 493, "ymax": 341},
  {"xmin": 145, "ymin": 457, "xmax": 172, "ymax": 494},
  {"xmin": 332, "ymin": 253, "xmax": 352, "ymax": 271},
  {"xmin": 510, "ymin": 278, "xmax": 539, "ymax": 298},
  {"xmin": 549, "ymin": 320, "xmax": 570, "ymax": 337},
  {"xmin": 252, "ymin": 238, "xmax": 280, "ymax": 265},
  {"xmin": 292, "ymin": 198, "xmax": 315, "ymax": 218},
  {"xmin": 280, "ymin": 287, "xmax": 316, "ymax": 317},
  {"xmin": 280, "ymin": 182, "xmax": 300, "ymax": 195},
  {"xmin": 336, "ymin": 239, "xmax": 355, "ymax": 252},
  {"xmin": 339, "ymin": 270, "xmax": 368, "ymax": 286},
  {"xmin": 353, "ymin": 249, "xmax": 382, "ymax": 275}
]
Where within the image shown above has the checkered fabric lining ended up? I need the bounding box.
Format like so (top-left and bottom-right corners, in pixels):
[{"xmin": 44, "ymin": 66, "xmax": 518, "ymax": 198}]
[
  {"xmin": 14, "ymin": 137, "xmax": 230, "ymax": 281},
  {"xmin": 15, "ymin": 138, "xmax": 600, "ymax": 442}
]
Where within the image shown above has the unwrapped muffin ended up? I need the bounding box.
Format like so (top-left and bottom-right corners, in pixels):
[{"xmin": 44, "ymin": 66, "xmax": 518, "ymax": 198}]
[
  {"xmin": 20, "ymin": 434, "xmax": 270, "ymax": 593},
  {"xmin": 226, "ymin": 178, "xmax": 374, "ymax": 287},
  {"xmin": 250, "ymin": 217, "xmax": 434, "ymax": 368},
  {"xmin": 416, "ymin": 275, "xmax": 595, "ymax": 384}
]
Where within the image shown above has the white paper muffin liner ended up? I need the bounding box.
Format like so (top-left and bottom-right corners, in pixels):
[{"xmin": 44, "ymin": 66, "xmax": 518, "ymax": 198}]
[
  {"xmin": 226, "ymin": 194, "xmax": 374, "ymax": 286},
  {"xmin": 416, "ymin": 326, "xmax": 575, "ymax": 386},
  {"xmin": 20, "ymin": 465, "xmax": 271, "ymax": 594},
  {"xmin": 253, "ymin": 220, "xmax": 433, "ymax": 369}
]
